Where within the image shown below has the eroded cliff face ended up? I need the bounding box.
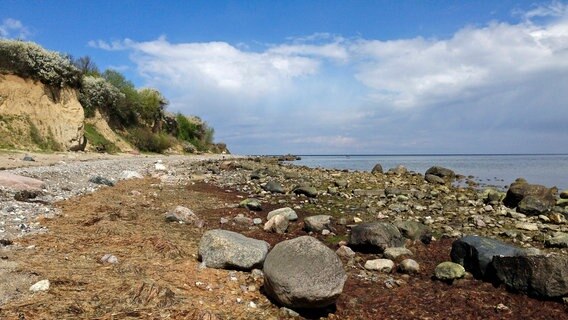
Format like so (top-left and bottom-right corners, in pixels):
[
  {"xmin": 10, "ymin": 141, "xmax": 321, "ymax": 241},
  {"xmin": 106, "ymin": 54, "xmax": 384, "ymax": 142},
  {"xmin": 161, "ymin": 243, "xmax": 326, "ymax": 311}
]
[{"xmin": 0, "ymin": 74, "xmax": 85, "ymax": 151}]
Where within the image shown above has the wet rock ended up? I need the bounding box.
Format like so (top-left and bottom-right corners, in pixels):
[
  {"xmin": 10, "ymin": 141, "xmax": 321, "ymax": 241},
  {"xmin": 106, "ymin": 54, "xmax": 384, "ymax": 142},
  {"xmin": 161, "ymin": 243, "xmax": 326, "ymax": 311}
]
[
  {"xmin": 425, "ymin": 174, "xmax": 445, "ymax": 184},
  {"xmin": 394, "ymin": 220, "xmax": 432, "ymax": 243},
  {"xmin": 293, "ymin": 186, "xmax": 318, "ymax": 198},
  {"xmin": 264, "ymin": 215, "xmax": 289, "ymax": 234},
  {"xmin": 263, "ymin": 236, "xmax": 346, "ymax": 308},
  {"xmin": 364, "ymin": 259, "xmax": 394, "ymax": 272},
  {"xmin": 450, "ymin": 235, "xmax": 526, "ymax": 280},
  {"xmin": 29, "ymin": 279, "xmax": 50, "ymax": 292},
  {"xmin": 263, "ymin": 181, "xmax": 284, "ymax": 194},
  {"xmin": 425, "ymin": 166, "xmax": 455, "ymax": 180},
  {"xmin": 493, "ymin": 254, "xmax": 568, "ymax": 298},
  {"xmin": 399, "ymin": 259, "xmax": 420, "ymax": 274},
  {"xmin": 435, "ymin": 262, "xmax": 465, "ymax": 281},
  {"xmin": 371, "ymin": 163, "xmax": 383, "ymax": 174},
  {"xmin": 304, "ymin": 215, "xmax": 332, "ymax": 232},
  {"xmin": 198, "ymin": 229, "xmax": 269, "ymax": 270},
  {"xmin": 239, "ymin": 198, "xmax": 262, "ymax": 211},
  {"xmin": 348, "ymin": 222, "xmax": 405, "ymax": 253},
  {"xmin": 267, "ymin": 207, "xmax": 298, "ymax": 221},
  {"xmin": 503, "ymin": 182, "xmax": 555, "ymax": 213},
  {"xmin": 165, "ymin": 205, "xmax": 199, "ymax": 223},
  {"xmin": 383, "ymin": 247, "xmax": 413, "ymax": 260},
  {"xmin": 89, "ymin": 176, "xmax": 115, "ymax": 186}
]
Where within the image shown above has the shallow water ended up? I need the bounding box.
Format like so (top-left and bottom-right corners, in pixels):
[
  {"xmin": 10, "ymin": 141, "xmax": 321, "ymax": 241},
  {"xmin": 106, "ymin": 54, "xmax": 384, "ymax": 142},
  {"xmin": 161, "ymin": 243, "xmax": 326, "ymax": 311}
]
[{"xmin": 292, "ymin": 154, "xmax": 568, "ymax": 190}]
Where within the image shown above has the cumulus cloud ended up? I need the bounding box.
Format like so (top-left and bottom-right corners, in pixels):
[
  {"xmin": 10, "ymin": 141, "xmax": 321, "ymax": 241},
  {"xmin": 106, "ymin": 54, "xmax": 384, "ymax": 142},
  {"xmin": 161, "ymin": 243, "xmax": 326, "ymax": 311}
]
[
  {"xmin": 90, "ymin": 4, "xmax": 568, "ymax": 154},
  {"xmin": 0, "ymin": 18, "xmax": 30, "ymax": 39}
]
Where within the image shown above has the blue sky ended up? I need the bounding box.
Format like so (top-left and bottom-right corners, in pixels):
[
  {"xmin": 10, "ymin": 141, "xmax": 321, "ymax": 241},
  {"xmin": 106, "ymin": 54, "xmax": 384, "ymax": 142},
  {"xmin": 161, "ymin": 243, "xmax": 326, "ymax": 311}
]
[{"xmin": 2, "ymin": 1, "xmax": 568, "ymax": 154}]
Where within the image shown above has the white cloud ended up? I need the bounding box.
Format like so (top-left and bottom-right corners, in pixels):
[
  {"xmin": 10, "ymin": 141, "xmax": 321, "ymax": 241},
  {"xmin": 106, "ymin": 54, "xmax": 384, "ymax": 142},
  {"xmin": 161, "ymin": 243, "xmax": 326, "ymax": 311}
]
[{"xmin": 0, "ymin": 18, "xmax": 30, "ymax": 39}]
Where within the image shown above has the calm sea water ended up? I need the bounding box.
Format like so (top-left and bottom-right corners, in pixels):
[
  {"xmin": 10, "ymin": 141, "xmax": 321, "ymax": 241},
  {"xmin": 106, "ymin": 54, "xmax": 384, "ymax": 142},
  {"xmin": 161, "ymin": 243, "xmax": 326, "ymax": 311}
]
[{"xmin": 291, "ymin": 155, "xmax": 568, "ymax": 190}]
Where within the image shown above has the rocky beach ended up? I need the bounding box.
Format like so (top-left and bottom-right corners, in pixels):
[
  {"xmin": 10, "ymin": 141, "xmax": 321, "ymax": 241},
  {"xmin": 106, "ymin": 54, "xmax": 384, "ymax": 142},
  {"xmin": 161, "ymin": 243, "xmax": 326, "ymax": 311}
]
[{"xmin": 0, "ymin": 153, "xmax": 567, "ymax": 319}]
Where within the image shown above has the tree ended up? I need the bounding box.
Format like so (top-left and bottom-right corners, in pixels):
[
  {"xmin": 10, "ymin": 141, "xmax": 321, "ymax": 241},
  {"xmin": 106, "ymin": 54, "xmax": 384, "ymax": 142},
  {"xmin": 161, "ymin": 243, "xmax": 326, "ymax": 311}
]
[{"xmin": 72, "ymin": 56, "xmax": 99, "ymax": 76}]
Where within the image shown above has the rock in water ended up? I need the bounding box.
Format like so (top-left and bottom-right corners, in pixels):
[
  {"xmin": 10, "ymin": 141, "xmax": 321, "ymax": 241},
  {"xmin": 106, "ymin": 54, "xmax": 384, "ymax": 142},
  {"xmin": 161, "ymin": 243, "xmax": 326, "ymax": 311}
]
[
  {"xmin": 425, "ymin": 174, "xmax": 445, "ymax": 184},
  {"xmin": 348, "ymin": 222, "xmax": 405, "ymax": 253},
  {"xmin": 267, "ymin": 207, "xmax": 298, "ymax": 221},
  {"xmin": 263, "ymin": 236, "xmax": 347, "ymax": 308},
  {"xmin": 493, "ymin": 254, "xmax": 568, "ymax": 298},
  {"xmin": 198, "ymin": 229, "xmax": 269, "ymax": 270},
  {"xmin": 425, "ymin": 166, "xmax": 456, "ymax": 180},
  {"xmin": 371, "ymin": 163, "xmax": 383, "ymax": 174},
  {"xmin": 450, "ymin": 235, "xmax": 526, "ymax": 280}
]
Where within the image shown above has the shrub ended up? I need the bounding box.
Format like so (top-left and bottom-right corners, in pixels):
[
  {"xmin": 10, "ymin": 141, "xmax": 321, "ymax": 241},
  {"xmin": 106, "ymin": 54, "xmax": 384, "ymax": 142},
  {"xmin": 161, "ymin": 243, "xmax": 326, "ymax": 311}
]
[
  {"xmin": 127, "ymin": 127, "xmax": 173, "ymax": 153},
  {"xmin": 83, "ymin": 124, "xmax": 119, "ymax": 153},
  {"xmin": 0, "ymin": 40, "xmax": 81, "ymax": 88},
  {"xmin": 79, "ymin": 76, "xmax": 124, "ymax": 118}
]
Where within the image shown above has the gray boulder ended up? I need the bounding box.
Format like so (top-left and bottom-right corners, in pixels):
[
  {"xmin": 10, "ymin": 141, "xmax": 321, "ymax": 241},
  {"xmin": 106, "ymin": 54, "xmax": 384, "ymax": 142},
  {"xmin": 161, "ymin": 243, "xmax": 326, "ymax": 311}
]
[
  {"xmin": 394, "ymin": 220, "xmax": 432, "ymax": 243},
  {"xmin": 450, "ymin": 235, "xmax": 526, "ymax": 280},
  {"xmin": 425, "ymin": 166, "xmax": 455, "ymax": 180},
  {"xmin": 517, "ymin": 195, "xmax": 552, "ymax": 215},
  {"xmin": 425, "ymin": 174, "xmax": 445, "ymax": 184},
  {"xmin": 267, "ymin": 207, "xmax": 298, "ymax": 221},
  {"xmin": 304, "ymin": 215, "xmax": 332, "ymax": 232},
  {"xmin": 371, "ymin": 163, "xmax": 383, "ymax": 174},
  {"xmin": 348, "ymin": 222, "xmax": 405, "ymax": 253},
  {"xmin": 493, "ymin": 254, "xmax": 568, "ymax": 298},
  {"xmin": 503, "ymin": 181, "xmax": 555, "ymax": 212},
  {"xmin": 198, "ymin": 229, "xmax": 270, "ymax": 270},
  {"xmin": 263, "ymin": 236, "xmax": 347, "ymax": 308},
  {"xmin": 264, "ymin": 215, "xmax": 289, "ymax": 234},
  {"xmin": 263, "ymin": 181, "xmax": 284, "ymax": 194},
  {"xmin": 293, "ymin": 186, "xmax": 318, "ymax": 198}
]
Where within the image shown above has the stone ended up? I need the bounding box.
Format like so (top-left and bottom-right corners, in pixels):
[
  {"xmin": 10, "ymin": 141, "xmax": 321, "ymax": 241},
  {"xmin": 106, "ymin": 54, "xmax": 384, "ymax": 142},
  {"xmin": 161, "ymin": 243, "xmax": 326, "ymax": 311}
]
[
  {"xmin": 334, "ymin": 179, "xmax": 348, "ymax": 188},
  {"xmin": 390, "ymin": 165, "xmax": 408, "ymax": 175},
  {"xmin": 100, "ymin": 254, "xmax": 118, "ymax": 264},
  {"xmin": 264, "ymin": 215, "xmax": 289, "ymax": 234},
  {"xmin": 293, "ymin": 186, "xmax": 318, "ymax": 198},
  {"xmin": 267, "ymin": 207, "xmax": 298, "ymax": 221},
  {"xmin": 304, "ymin": 215, "xmax": 332, "ymax": 232},
  {"xmin": 425, "ymin": 166, "xmax": 456, "ymax": 180},
  {"xmin": 348, "ymin": 222, "xmax": 405, "ymax": 253},
  {"xmin": 198, "ymin": 229, "xmax": 270, "ymax": 270},
  {"xmin": 560, "ymin": 190, "xmax": 568, "ymax": 199},
  {"xmin": 263, "ymin": 236, "xmax": 346, "ymax": 308},
  {"xmin": 335, "ymin": 245, "xmax": 356, "ymax": 259},
  {"xmin": 253, "ymin": 218, "xmax": 263, "ymax": 225},
  {"xmin": 263, "ymin": 181, "xmax": 284, "ymax": 194},
  {"xmin": 515, "ymin": 222, "xmax": 539, "ymax": 231},
  {"xmin": 165, "ymin": 205, "xmax": 199, "ymax": 223},
  {"xmin": 394, "ymin": 220, "xmax": 432, "ymax": 243},
  {"xmin": 0, "ymin": 172, "xmax": 46, "ymax": 191},
  {"xmin": 89, "ymin": 176, "xmax": 115, "ymax": 186},
  {"xmin": 399, "ymin": 259, "xmax": 420, "ymax": 274},
  {"xmin": 450, "ymin": 235, "xmax": 526, "ymax": 280},
  {"xmin": 435, "ymin": 262, "xmax": 465, "ymax": 281},
  {"xmin": 371, "ymin": 163, "xmax": 383, "ymax": 174},
  {"xmin": 29, "ymin": 279, "xmax": 50, "ymax": 292},
  {"xmin": 503, "ymin": 182, "xmax": 555, "ymax": 211},
  {"xmin": 493, "ymin": 254, "xmax": 568, "ymax": 298},
  {"xmin": 239, "ymin": 198, "xmax": 262, "ymax": 211},
  {"xmin": 545, "ymin": 232, "xmax": 568, "ymax": 248},
  {"xmin": 22, "ymin": 155, "xmax": 35, "ymax": 162},
  {"xmin": 14, "ymin": 190, "xmax": 40, "ymax": 202},
  {"xmin": 120, "ymin": 170, "xmax": 144, "ymax": 180},
  {"xmin": 364, "ymin": 259, "xmax": 394, "ymax": 272},
  {"xmin": 425, "ymin": 174, "xmax": 445, "ymax": 184},
  {"xmin": 518, "ymin": 195, "xmax": 552, "ymax": 215},
  {"xmin": 383, "ymin": 247, "xmax": 413, "ymax": 260},
  {"xmin": 233, "ymin": 214, "xmax": 253, "ymax": 226},
  {"xmin": 154, "ymin": 161, "xmax": 167, "ymax": 171}
]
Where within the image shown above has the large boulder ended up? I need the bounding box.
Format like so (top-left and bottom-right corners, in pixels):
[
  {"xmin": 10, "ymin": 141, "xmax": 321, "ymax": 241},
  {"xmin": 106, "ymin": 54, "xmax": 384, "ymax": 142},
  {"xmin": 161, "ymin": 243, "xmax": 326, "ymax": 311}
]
[
  {"xmin": 394, "ymin": 220, "xmax": 432, "ymax": 243},
  {"xmin": 503, "ymin": 181, "xmax": 555, "ymax": 213},
  {"xmin": 293, "ymin": 186, "xmax": 318, "ymax": 198},
  {"xmin": 263, "ymin": 236, "xmax": 347, "ymax": 309},
  {"xmin": 371, "ymin": 163, "xmax": 383, "ymax": 174},
  {"xmin": 198, "ymin": 229, "xmax": 269, "ymax": 270},
  {"xmin": 348, "ymin": 222, "xmax": 405, "ymax": 253},
  {"xmin": 304, "ymin": 215, "xmax": 332, "ymax": 232},
  {"xmin": 263, "ymin": 181, "xmax": 285, "ymax": 194},
  {"xmin": 425, "ymin": 174, "xmax": 445, "ymax": 184},
  {"xmin": 425, "ymin": 166, "xmax": 455, "ymax": 180},
  {"xmin": 450, "ymin": 235, "xmax": 526, "ymax": 280},
  {"xmin": 0, "ymin": 172, "xmax": 45, "ymax": 191},
  {"xmin": 267, "ymin": 207, "xmax": 298, "ymax": 221},
  {"xmin": 517, "ymin": 195, "xmax": 553, "ymax": 215},
  {"xmin": 493, "ymin": 254, "xmax": 568, "ymax": 299}
]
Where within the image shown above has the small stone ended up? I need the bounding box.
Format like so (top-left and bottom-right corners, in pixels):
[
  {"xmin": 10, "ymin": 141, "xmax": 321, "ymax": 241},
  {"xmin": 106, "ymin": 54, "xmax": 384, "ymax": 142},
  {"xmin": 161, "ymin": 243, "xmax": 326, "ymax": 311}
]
[
  {"xmin": 383, "ymin": 247, "xmax": 413, "ymax": 260},
  {"xmin": 495, "ymin": 303, "xmax": 510, "ymax": 312},
  {"xmin": 364, "ymin": 259, "xmax": 394, "ymax": 273},
  {"xmin": 253, "ymin": 218, "xmax": 262, "ymax": 225},
  {"xmin": 322, "ymin": 229, "xmax": 331, "ymax": 236},
  {"xmin": 336, "ymin": 245, "xmax": 356, "ymax": 259},
  {"xmin": 239, "ymin": 199, "xmax": 262, "ymax": 211},
  {"xmin": 515, "ymin": 222, "xmax": 539, "ymax": 231},
  {"xmin": 100, "ymin": 254, "xmax": 118, "ymax": 264},
  {"xmin": 435, "ymin": 261, "xmax": 465, "ymax": 281},
  {"xmin": 353, "ymin": 217, "xmax": 363, "ymax": 223},
  {"xmin": 29, "ymin": 279, "xmax": 50, "ymax": 292},
  {"xmin": 399, "ymin": 259, "xmax": 420, "ymax": 274}
]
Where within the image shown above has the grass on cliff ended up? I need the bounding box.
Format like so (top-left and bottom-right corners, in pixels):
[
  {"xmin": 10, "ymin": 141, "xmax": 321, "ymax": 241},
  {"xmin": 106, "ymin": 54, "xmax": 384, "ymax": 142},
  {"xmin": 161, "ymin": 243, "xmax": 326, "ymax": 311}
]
[{"xmin": 83, "ymin": 124, "xmax": 119, "ymax": 153}]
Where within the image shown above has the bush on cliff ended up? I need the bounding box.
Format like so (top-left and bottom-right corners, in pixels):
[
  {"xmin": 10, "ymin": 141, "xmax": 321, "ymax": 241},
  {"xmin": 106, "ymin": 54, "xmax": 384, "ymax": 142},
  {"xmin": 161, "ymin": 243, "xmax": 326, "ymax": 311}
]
[{"xmin": 0, "ymin": 39, "xmax": 81, "ymax": 88}]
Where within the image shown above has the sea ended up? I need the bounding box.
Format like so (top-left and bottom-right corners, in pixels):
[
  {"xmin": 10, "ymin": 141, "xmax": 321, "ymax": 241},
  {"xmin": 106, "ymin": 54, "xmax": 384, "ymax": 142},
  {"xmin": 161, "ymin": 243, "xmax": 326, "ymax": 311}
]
[{"xmin": 290, "ymin": 154, "xmax": 568, "ymax": 190}]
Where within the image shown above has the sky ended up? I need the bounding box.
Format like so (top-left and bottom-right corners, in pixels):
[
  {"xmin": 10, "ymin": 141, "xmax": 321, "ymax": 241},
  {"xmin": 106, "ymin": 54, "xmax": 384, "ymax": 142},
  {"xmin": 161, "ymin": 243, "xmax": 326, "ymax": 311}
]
[{"xmin": 2, "ymin": 0, "xmax": 568, "ymax": 155}]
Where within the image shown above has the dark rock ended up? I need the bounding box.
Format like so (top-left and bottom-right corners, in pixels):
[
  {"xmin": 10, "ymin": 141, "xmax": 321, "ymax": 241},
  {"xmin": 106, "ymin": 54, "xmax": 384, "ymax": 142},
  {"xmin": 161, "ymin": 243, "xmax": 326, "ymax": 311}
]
[
  {"xmin": 394, "ymin": 220, "xmax": 432, "ymax": 243},
  {"xmin": 14, "ymin": 190, "xmax": 40, "ymax": 202},
  {"xmin": 371, "ymin": 163, "xmax": 383, "ymax": 174},
  {"xmin": 263, "ymin": 181, "xmax": 284, "ymax": 194},
  {"xmin": 517, "ymin": 195, "xmax": 552, "ymax": 215},
  {"xmin": 425, "ymin": 174, "xmax": 445, "ymax": 184},
  {"xmin": 304, "ymin": 215, "xmax": 332, "ymax": 232},
  {"xmin": 239, "ymin": 198, "xmax": 262, "ymax": 211},
  {"xmin": 503, "ymin": 181, "xmax": 555, "ymax": 211},
  {"xmin": 560, "ymin": 189, "xmax": 568, "ymax": 199},
  {"xmin": 88, "ymin": 176, "xmax": 115, "ymax": 186},
  {"xmin": 348, "ymin": 222, "xmax": 405, "ymax": 253},
  {"xmin": 198, "ymin": 229, "xmax": 269, "ymax": 270},
  {"xmin": 263, "ymin": 236, "xmax": 347, "ymax": 308},
  {"xmin": 293, "ymin": 186, "xmax": 318, "ymax": 198},
  {"xmin": 493, "ymin": 254, "xmax": 568, "ymax": 298},
  {"xmin": 450, "ymin": 235, "xmax": 526, "ymax": 280},
  {"xmin": 425, "ymin": 166, "xmax": 455, "ymax": 179},
  {"xmin": 22, "ymin": 155, "xmax": 35, "ymax": 162}
]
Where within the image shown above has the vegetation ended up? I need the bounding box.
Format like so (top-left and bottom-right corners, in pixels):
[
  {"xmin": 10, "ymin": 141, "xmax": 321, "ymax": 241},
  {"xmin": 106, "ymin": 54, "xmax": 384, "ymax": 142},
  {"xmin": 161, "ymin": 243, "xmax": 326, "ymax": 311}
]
[
  {"xmin": 0, "ymin": 39, "xmax": 222, "ymax": 154},
  {"xmin": 28, "ymin": 119, "xmax": 61, "ymax": 151}
]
